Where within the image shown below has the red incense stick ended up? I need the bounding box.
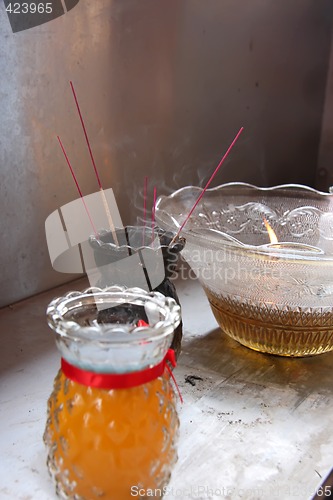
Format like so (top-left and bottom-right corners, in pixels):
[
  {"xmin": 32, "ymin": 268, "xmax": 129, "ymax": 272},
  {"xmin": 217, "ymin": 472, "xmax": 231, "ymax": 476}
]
[
  {"xmin": 170, "ymin": 126, "xmax": 244, "ymax": 245},
  {"xmin": 69, "ymin": 81, "xmax": 118, "ymax": 244},
  {"xmin": 152, "ymin": 186, "xmax": 157, "ymax": 243},
  {"xmin": 142, "ymin": 176, "xmax": 148, "ymax": 246},
  {"xmin": 57, "ymin": 136, "xmax": 97, "ymax": 235},
  {"xmin": 143, "ymin": 176, "xmax": 148, "ymax": 246},
  {"xmin": 70, "ymin": 81, "xmax": 102, "ymax": 189}
]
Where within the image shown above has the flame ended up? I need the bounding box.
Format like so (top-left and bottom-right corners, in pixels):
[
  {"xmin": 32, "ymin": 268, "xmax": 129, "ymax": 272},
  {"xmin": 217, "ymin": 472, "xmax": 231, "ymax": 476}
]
[{"xmin": 263, "ymin": 217, "xmax": 278, "ymax": 244}]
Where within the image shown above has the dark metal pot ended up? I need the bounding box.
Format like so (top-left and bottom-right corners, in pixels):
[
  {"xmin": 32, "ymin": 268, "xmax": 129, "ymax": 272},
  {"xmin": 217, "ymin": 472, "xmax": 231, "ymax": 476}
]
[{"xmin": 89, "ymin": 226, "xmax": 185, "ymax": 358}]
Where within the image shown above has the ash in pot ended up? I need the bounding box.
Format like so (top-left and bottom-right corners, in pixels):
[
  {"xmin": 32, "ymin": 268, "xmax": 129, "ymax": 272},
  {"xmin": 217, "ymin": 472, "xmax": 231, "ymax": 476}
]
[{"xmin": 97, "ymin": 304, "xmax": 149, "ymax": 326}]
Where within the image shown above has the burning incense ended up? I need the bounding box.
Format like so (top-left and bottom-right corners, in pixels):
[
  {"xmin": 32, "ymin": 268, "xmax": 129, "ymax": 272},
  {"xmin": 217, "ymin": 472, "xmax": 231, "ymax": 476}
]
[
  {"xmin": 143, "ymin": 176, "xmax": 148, "ymax": 246},
  {"xmin": 57, "ymin": 136, "xmax": 97, "ymax": 235},
  {"xmin": 169, "ymin": 127, "xmax": 244, "ymax": 246},
  {"xmin": 152, "ymin": 186, "xmax": 157, "ymax": 243},
  {"xmin": 69, "ymin": 81, "xmax": 119, "ymax": 245}
]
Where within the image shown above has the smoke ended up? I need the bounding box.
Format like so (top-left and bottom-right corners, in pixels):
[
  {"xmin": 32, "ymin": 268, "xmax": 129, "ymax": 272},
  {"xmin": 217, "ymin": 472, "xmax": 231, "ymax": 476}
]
[
  {"xmin": 115, "ymin": 128, "xmax": 246, "ymax": 227},
  {"xmin": 126, "ymin": 159, "xmax": 233, "ymax": 228}
]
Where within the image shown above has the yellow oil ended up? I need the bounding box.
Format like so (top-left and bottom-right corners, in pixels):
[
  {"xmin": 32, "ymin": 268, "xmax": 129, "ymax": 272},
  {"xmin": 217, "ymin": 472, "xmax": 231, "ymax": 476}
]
[{"xmin": 205, "ymin": 288, "xmax": 333, "ymax": 357}]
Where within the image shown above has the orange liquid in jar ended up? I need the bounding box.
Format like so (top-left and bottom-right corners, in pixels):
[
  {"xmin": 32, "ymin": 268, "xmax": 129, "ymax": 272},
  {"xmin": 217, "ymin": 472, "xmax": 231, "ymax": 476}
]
[{"xmin": 44, "ymin": 369, "xmax": 179, "ymax": 499}]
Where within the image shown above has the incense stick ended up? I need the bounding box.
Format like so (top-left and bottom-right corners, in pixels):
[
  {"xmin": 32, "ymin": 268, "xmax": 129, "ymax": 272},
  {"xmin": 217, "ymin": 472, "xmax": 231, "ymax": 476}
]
[
  {"xmin": 70, "ymin": 81, "xmax": 102, "ymax": 189},
  {"xmin": 169, "ymin": 127, "xmax": 244, "ymax": 246},
  {"xmin": 69, "ymin": 81, "xmax": 119, "ymax": 245},
  {"xmin": 143, "ymin": 176, "xmax": 148, "ymax": 246},
  {"xmin": 152, "ymin": 186, "xmax": 157, "ymax": 244},
  {"xmin": 57, "ymin": 136, "xmax": 97, "ymax": 235}
]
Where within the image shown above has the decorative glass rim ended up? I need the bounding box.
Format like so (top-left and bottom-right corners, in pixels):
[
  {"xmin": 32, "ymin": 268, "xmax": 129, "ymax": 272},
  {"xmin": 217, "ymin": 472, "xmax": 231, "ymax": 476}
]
[
  {"xmin": 155, "ymin": 182, "xmax": 333, "ymax": 260},
  {"xmin": 89, "ymin": 226, "xmax": 184, "ymax": 253},
  {"xmin": 158, "ymin": 182, "xmax": 333, "ymax": 199},
  {"xmin": 47, "ymin": 285, "xmax": 181, "ymax": 346}
]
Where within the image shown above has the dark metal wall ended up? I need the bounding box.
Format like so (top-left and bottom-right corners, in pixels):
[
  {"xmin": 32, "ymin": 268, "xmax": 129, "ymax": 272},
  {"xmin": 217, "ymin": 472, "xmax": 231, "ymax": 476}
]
[{"xmin": 1, "ymin": 0, "xmax": 332, "ymax": 306}]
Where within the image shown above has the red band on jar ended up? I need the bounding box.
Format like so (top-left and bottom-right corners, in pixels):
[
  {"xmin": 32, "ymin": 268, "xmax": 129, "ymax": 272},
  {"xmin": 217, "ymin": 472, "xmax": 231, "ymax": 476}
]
[{"xmin": 61, "ymin": 349, "xmax": 177, "ymax": 390}]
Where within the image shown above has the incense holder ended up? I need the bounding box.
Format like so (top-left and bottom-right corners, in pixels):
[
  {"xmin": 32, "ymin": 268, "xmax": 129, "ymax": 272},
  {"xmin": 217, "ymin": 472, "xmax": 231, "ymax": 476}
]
[
  {"xmin": 156, "ymin": 183, "xmax": 333, "ymax": 357},
  {"xmin": 89, "ymin": 226, "xmax": 185, "ymax": 358}
]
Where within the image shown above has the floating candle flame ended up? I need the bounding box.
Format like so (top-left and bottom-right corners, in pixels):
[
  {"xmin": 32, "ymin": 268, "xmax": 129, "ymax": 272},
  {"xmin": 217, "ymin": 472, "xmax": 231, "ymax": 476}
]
[{"xmin": 263, "ymin": 217, "xmax": 278, "ymax": 244}]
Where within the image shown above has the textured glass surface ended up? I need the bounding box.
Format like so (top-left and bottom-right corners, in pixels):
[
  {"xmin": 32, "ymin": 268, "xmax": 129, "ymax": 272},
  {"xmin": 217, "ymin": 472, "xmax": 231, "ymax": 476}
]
[
  {"xmin": 156, "ymin": 183, "xmax": 333, "ymax": 356},
  {"xmin": 45, "ymin": 287, "xmax": 181, "ymax": 498},
  {"xmin": 47, "ymin": 286, "xmax": 181, "ymax": 373},
  {"xmin": 44, "ymin": 370, "xmax": 179, "ymax": 499},
  {"xmin": 206, "ymin": 289, "xmax": 333, "ymax": 356}
]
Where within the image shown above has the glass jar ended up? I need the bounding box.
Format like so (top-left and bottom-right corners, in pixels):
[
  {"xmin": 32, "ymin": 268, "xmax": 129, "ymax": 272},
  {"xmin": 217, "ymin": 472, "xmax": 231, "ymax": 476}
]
[{"xmin": 44, "ymin": 286, "xmax": 181, "ymax": 499}]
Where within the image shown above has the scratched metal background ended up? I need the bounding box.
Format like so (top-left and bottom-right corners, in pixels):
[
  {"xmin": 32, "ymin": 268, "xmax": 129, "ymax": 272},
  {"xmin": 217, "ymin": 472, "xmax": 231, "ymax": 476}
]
[{"xmin": 0, "ymin": 0, "xmax": 333, "ymax": 307}]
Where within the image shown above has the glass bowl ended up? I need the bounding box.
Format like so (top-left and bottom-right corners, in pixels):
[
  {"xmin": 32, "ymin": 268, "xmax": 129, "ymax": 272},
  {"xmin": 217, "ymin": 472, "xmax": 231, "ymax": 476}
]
[{"xmin": 156, "ymin": 183, "xmax": 333, "ymax": 357}]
